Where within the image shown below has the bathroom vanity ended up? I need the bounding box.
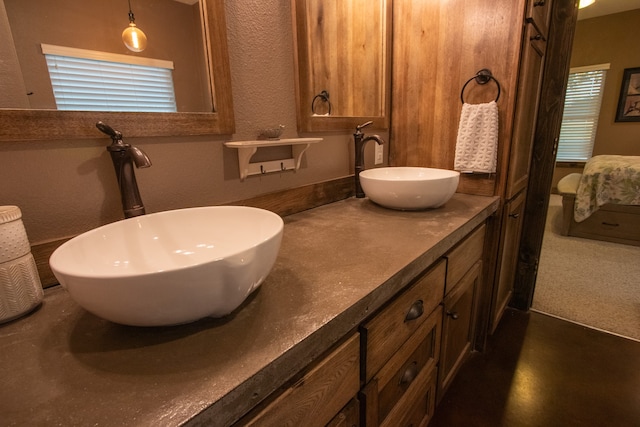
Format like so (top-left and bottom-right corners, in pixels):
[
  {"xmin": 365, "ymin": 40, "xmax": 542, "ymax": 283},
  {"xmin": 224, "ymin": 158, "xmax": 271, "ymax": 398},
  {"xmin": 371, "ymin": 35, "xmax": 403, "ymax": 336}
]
[{"xmin": 0, "ymin": 194, "xmax": 498, "ymax": 426}]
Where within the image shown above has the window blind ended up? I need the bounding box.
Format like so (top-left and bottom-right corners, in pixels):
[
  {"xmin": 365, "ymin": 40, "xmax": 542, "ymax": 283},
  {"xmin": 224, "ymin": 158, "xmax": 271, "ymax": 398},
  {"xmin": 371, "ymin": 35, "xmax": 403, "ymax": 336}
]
[
  {"xmin": 556, "ymin": 64, "xmax": 609, "ymax": 162},
  {"xmin": 42, "ymin": 44, "xmax": 177, "ymax": 112}
]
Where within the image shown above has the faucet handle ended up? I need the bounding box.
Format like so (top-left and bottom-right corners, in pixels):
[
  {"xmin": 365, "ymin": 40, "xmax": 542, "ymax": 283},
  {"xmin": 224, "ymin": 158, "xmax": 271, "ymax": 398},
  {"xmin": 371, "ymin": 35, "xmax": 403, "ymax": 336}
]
[
  {"xmin": 96, "ymin": 121, "xmax": 123, "ymax": 143},
  {"xmin": 356, "ymin": 121, "xmax": 373, "ymax": 132}
]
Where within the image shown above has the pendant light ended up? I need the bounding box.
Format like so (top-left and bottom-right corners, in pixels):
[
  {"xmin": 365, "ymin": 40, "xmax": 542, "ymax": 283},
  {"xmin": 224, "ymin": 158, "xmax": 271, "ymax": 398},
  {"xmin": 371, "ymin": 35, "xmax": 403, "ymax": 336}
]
[
  {"xmin": 579, "ymin": 0, "xmax": 595, "ymax": 9},
  {"xmin": 122, "ymin": 0, "xmax": 147, "ymax": 52}
]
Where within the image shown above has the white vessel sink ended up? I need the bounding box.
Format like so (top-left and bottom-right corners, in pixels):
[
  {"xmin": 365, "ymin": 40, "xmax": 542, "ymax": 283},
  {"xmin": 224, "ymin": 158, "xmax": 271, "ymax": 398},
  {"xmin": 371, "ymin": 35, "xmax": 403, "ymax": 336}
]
[
  {"xmin": 49, "ymin": 206, "xmax": 283, "ymax": 326},
  {"xmin": 359, "ymin": 167, "xmax": 460, "ymax": 210}
]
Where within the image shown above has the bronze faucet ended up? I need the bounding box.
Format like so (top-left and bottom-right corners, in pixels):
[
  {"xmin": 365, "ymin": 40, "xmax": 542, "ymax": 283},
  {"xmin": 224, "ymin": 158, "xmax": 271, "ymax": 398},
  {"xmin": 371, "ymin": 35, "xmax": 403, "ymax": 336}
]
[
  {"xmin": 96, "ymin": 121, "xmax": 151, "ymax": 218},
  {"xmin": 354, "ymin": 121, "xmax": 384, "ymax": 198}
]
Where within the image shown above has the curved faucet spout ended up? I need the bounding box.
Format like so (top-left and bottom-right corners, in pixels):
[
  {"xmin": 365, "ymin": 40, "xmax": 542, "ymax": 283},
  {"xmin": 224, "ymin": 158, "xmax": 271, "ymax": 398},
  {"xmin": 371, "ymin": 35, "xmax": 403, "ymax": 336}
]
[
  {"xmin": 353, "ymin": 122, "xmax": 385, "ymax": 198},
  {"xmin": 129, "ymin": 146, "xmax": 152, "ymax": 168},
  {"xmin": 97, "ymin": 121, "xmax": 151, "ymax": 219}
]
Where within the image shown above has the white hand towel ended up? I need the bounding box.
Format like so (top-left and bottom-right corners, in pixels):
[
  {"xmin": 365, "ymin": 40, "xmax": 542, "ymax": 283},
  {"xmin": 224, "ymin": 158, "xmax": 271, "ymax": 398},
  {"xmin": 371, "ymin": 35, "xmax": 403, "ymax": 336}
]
[{"xmin": 454, "ymin": 101, "xmax": 499, "ymax": 173}]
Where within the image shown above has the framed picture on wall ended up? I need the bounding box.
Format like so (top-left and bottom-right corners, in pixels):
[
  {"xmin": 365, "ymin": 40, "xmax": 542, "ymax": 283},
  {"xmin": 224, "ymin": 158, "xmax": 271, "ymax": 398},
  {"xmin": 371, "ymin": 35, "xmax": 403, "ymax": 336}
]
[{"xmin": 615, "ymin": 67, "xmax": 640, "ymax": 122}]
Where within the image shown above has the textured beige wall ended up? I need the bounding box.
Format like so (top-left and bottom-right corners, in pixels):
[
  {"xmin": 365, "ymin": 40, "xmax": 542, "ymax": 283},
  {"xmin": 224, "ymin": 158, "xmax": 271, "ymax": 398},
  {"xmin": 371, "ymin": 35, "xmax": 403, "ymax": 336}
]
[
  {"xmin": 0, "ymin": 0, "xmax": 385, "ymax": 244},
  {"xmin": 570, "ymin": 8, "xmax": 640, "ymax": 157},
  {"xmin": 552, "ymin": 8, "xmax": 640, "ymax": 189},
  {"xmin": 0, "ymin": 1, "xmax": 27, "ymax": 108}
]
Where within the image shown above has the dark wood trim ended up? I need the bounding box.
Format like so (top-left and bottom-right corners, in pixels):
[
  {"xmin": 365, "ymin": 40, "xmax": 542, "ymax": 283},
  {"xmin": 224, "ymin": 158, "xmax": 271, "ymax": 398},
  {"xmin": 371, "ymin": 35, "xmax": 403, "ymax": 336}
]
[
  {"xmin": 32, "ymin": 176, "xmax": 355, "ymax": 288},
  {"xmin": 512, "ymin": 0, "xmax": 579, "ymax": 310},
  {"xmin": 555, "ymin": 161, "xmax": 585, "ymax": 168}
]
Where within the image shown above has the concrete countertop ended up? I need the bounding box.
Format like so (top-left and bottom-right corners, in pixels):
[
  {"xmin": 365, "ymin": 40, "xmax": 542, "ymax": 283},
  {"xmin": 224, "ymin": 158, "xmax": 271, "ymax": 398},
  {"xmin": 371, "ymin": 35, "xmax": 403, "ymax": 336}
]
[{"xmin": 0, "ymin": 194, "xmax": 499, "ymax": 427}]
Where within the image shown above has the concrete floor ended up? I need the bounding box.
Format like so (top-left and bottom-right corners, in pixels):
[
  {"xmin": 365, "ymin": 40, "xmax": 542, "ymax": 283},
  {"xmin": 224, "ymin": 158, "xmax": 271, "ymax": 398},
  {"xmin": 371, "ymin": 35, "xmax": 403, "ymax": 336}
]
[{"xmin": 430, "ymin": 309, "xmax": 640, "ymax": 426}]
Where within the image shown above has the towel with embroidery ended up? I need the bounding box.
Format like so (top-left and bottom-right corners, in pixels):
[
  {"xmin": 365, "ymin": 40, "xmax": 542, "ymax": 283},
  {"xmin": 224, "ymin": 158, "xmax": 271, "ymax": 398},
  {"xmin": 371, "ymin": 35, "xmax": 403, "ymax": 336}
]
[{"xmin": 454, "ymin": 101, "xmax": 499, "ymax": 173}]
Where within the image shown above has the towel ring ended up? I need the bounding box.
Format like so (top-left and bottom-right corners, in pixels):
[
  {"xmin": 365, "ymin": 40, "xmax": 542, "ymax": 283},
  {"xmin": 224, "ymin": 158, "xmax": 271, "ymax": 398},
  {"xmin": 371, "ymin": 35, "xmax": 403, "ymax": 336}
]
[
  {"xmin": 311, "ymin": 90, "xmax": 332, "ymax": 115},
  {"xmin": 460, "ymin": 69, "xmax": 501, "ymax": 104}
]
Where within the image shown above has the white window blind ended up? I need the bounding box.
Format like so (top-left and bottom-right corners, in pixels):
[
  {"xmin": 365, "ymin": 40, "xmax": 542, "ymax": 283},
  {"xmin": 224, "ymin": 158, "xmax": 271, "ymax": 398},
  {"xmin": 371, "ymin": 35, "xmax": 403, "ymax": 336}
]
[
  {"xmin": 42, "ymin": 44, "xmax": 177, "ymax": 112},
  {"xmin": 556, "ymin": 64, "xmax": 609, "ymax": 162}
]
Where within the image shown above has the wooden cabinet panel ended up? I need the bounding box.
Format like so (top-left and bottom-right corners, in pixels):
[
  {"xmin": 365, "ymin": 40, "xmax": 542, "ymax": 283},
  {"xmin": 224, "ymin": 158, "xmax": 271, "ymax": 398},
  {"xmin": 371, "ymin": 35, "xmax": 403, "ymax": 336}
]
[
  {"xmin": 505, "ymin": 23, "xmax": 546, "ymax": 199},
  {"xmin": 445, "ymin": 224, "xmax": 485, "ymax": 295},
  {"xmin": 381, "ymin": 364, "xmax": 437, "ymax": 427},
  {"xmin": 361, "ymin": 260, "xmax": 446, "ymax": 382},
  {"xmin": 390, "ymin": 0, "xmax": 526, "ymax": 197},
  {"xmin": 361, "ymin": 306, "xmax": 442, "ymax": 426},
  {"xmin": 438, "ymin": 261, "xmax": 481, "ymax": 398},
  {"xmin": 526, "ymin": 0, "xmax": 553, "ymax": 38},
  {"xmin": 327, "ymin": 397, "xmax": 360, "ymax": 427},
  {"xmin": 240, "ymin": 333, "xmax": 360, "ymax": 427},
  {"xmin": 491, "ymin": 192, "xmax": 526, "ymax": 332}
]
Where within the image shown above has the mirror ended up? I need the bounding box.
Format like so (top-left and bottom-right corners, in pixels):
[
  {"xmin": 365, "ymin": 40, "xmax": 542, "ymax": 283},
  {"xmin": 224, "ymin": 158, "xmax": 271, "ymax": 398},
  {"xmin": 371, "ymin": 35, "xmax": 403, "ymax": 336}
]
[
  {"xmin": 0, "ymin": 0, "xmax": 234, "ymax": 140},
  {"xmin": 291, "ymin": 0, "xmax": 391, "ymax": 132}
]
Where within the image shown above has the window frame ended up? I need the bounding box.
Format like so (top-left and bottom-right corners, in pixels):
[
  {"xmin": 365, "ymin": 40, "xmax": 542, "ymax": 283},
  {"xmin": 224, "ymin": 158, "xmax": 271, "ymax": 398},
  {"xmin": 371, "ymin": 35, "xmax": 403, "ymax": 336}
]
[{"xmin": 555, "ymin": 63, "xmax": 610, "ymax": 163}]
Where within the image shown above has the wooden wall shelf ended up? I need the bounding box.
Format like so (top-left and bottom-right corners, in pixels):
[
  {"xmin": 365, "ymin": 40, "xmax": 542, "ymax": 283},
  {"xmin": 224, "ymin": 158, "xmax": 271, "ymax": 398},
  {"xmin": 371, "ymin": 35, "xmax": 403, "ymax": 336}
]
[{"xmin": 224, "ymin": 138, "xmax": 322, "ymax": 181}]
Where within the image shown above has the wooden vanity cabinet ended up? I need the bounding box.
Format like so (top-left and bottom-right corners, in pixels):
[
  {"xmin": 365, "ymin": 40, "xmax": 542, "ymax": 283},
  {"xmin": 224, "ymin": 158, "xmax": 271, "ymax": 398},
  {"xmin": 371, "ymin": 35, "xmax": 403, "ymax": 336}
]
[
  {"xmin": 238, "ymin": 225, "xmax": 489, "ymax": 427},
  {"xmin": 439, "ymin": 261, "xmax": 481, "ymax": 399},
  {"xmin": 327, "ymin": 397, "xmax": 361, "ymax": 427},
  {"xmin": 361, "ymin": 261, "xmax": 446, "ymax": 382},
  {"xmin": 360, "ymin": 260, "xmax": 446, "ymax": 427},
  {"xmin": 491, "ymin": 0, "xmax": 550, "ymax": 330},
  {"xmin": 360, "ymin": 306, "xmax": 441, "ymax": 427},
  {"xmin": 438, "ymin": 225, "xmax": 485, "ymax": 399},
  {"xmin": 505, "ymin": 22, "xmax": 546, "ymax": 200},
  {"xmin": 491, "ymin": 191, "xmax": 526, "ymax": 332},
  {"xmin": 526, "ymin": 0, "xmax": 553, "ymax": 39},
  {"xmin": 236, "ymin": 333, "xmax": 360, "ymax": 427}
]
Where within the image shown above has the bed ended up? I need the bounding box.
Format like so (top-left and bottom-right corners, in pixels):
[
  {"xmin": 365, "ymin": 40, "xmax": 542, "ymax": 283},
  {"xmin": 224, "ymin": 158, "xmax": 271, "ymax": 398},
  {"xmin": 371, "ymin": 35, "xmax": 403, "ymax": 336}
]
[{"xmin": 557, "ymin": 155, "xmax": 640, "ymax": 246}]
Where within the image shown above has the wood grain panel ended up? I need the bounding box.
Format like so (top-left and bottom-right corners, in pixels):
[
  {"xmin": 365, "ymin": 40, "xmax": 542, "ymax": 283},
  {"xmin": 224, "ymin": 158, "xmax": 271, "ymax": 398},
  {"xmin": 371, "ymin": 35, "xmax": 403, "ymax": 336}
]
[
  {"xmin": 390, "ymin": 0, "xmax": 527, "ymax": 197},
  {"xmin": 445, "ymin": 224, "xmax": 485, "ymax": 295},
  {"xmin": 291, "ymin": 0, "xmax": 392, "ymax": 132},
  {"xmin": 240, "ymin": 333, "xmax": 360, "ymax": 427},
  {"xmin": 361, "ymin": 260, "xmax": 445, "ymax": 382},
  {"xmin": 513, "ymin": 0, "xmax": 578, "ymax": 310}
]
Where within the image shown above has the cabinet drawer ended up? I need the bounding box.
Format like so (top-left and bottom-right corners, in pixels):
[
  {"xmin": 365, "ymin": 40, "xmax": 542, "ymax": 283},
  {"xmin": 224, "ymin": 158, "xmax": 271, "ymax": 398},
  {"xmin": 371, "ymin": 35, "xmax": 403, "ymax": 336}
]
[
  {"xmin": 240, "ymin": 333, "xmax": 360, "ymax": 427},
  {"xmin": 571, "ymin": 208, "xmax": 640, "ymax": 242},
  {"xmin": 361, "ymin": 305, "xmax": 441, "ymax": 426},
  {"xmin": 445, "ymin": 224, "xmax": 485, "ymax": 294},
  {"xmin": 327, "ymin": 397, "xmax": 360, "ymax": 427},
  {"xmin": 361, "ymin": 260, "xmax": 445, "ymax": 382}
]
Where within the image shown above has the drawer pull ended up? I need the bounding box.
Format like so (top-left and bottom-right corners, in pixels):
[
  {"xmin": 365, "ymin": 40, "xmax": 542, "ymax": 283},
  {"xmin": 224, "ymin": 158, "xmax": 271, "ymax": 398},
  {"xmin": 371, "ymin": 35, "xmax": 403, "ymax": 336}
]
[
  {"xmin": 509, "ymin": 212, "xmax": 520, "ymax": 219},
  {"xmin": 446, "ymin": 310, "xmax": 459, "ymax": 320},
  {"xmin": 399, "ymin": 361, "xmax": 419, "ymax": 387},
  {"xmin": 405, "ymin": 300, "xmax": 424, "ymax": 322},
  {"xmin": 534, "ymin": 0, "xmax": 546, "ymax": 6},
  {"xmin": 602, "ymin": 222, "xmax": 619, "ymax": 227},
  {"xmin": 530, "ymin": 34, "xmax": 542, "ymax": 41}
]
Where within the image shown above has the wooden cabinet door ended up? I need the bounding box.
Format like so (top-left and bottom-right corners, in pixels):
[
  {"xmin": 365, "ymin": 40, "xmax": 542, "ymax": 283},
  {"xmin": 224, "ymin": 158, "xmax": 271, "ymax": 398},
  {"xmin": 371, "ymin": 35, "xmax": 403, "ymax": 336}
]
[
  {"xmin": 361, "ymin": 306, "xmax": 441, "ymax": 427},
  {"xmin": 438, "ymin": 261, "xmax": 481, "ymax": 399},
  {"xmin": 505, "ymin": 23, "xmax": 546, "ymax": 199},
  {"xmin": 238, "ymin": 334, "xmax": 360, "ymax": 427},
  {"xmin": 361, "ymin": 261, "xmax": 445, "ymax": 382},
  {"xmin": 526, "ymin": 0, "xmax": 553, "ymax": 38},
  {"xmin": 491, "ymin": 191, "xmax": 526, "ymax": 332},
  {"xmin": 327, "ymin": 398, "xmax": 360, "ymax": 427}
]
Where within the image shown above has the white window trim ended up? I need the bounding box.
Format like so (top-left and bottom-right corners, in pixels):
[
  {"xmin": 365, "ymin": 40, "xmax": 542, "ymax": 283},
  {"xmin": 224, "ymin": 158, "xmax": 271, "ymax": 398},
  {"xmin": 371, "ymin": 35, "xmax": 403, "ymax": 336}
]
[
  {"xmin": 556, "ymin": 63, "xmax": 610, "ymax": 163},
  {"xmin": 41, "ymin": 44, "xmax": 174, "ymax": 70}
]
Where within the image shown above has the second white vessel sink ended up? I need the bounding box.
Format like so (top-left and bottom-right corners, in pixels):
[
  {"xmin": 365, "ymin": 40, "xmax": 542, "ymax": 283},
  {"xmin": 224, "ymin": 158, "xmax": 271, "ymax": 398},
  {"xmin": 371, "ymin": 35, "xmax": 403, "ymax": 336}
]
[
  {"xmin": 359, "ymin": 167, "xmax": 460, "ymax": 210},
  {"xmin": 49, "ymin": 206, "xmax": 284, "ymax": 326}
]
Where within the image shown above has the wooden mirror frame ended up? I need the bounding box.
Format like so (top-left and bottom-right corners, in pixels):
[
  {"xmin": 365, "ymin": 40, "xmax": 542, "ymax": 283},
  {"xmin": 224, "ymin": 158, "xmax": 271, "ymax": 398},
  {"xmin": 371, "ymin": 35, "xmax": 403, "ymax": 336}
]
[
  {"xmin": 291, "ymin": 0, "xmax": 392, "ymax": 133},
  {"xmin": 0, "ymin": 0, "xmax": 234, "ymax": 141}
]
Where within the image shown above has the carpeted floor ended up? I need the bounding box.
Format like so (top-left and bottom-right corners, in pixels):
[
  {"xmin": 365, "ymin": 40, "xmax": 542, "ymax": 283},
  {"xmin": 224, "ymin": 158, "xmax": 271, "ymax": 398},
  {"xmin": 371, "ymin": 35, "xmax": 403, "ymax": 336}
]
[{"xmin": 532, "ymin": 195, "xmax": 640, "ymax": 341}]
